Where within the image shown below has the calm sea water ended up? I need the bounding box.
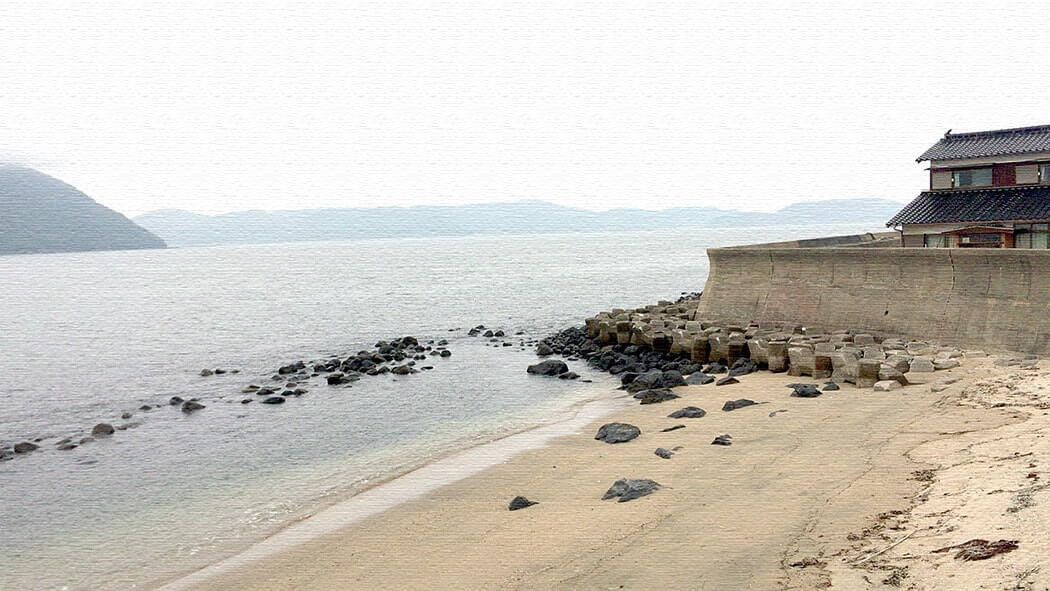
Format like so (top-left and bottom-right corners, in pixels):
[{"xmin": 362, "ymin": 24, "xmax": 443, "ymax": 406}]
[{"xmin": 0, "ymin": 225, "xmax": 878, "ymax": 589}]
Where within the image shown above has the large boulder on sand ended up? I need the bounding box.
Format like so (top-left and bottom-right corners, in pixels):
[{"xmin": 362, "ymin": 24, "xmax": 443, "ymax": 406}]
[
  {"xmin": 595, "ymin": 422, "xmax": 641, "ymax": 443},
  {"xmin": 601, "ymin": 478, "xmax": 661, "ymax": 502}
]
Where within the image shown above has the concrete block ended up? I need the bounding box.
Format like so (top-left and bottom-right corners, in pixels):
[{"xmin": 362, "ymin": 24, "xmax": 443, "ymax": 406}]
[
  {"xmin": 874, "ymin": 380, "xmax": 902, "ymax": 392},
  {"xmin": 788, "ymin": 346, "xmax": 816, "ymax": 377},
  {"xmin": 767, "ymin": 341, "xmax": 789, "ymax": 373},
  {"xmin": 857, "ymin": 359, "xmax": 881, "ymax": 388},
  {"xmin": 909, "ymin": 358, "xmax": 935, "ymax": 373}
]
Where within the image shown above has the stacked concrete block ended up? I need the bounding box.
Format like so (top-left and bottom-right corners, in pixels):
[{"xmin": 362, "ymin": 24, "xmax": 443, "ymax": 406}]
[
  {"xmin": 767, "ymin": 341, "xmax": 789, "ymax": 373},
  {"xmin": 856, "ymin": 359, "xmax": 882, "ymax": 388},
  {"xmin": 787, "ymin": 346, "xmax": 816, "ymax": 377}
]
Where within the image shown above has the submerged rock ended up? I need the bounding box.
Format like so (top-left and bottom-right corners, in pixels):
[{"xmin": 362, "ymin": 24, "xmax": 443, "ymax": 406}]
[
  {"xmin": 91, "ymin": 423, "xmax": 115, "ymax": 436},
  {"xmin": 181, "ymin": 401, "xmax": 205, "ymax": 413},
  {"xmin": 601, "ymin": 478, "xmax": 661, "ymax": 502},
  {"xmin": 654, "ymin": 447, "xmax": 674, "ymax": 459},
  {"xmin": 13, "ymin": 442, "xmax": 39, "ymax": 454},
  {"xmin": 261, "ymin": 396, "xmax": 286, "ymax": 405},
  {"xmin": 526, "ymin": 360, "xmax": 569, "ymax": 376},
  {"xmin": 508, "ymin": 496, "xmax": 538, "ymax": 511}
]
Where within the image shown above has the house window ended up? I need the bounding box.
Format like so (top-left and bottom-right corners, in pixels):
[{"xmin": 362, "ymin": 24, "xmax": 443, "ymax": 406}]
[
  {"xmin": 924, "ymin": 233, "xmax": 945, "ymax": 248},
  {"xmin": 1041, "ymin": 164, "xmax": 1050, "ymax": 184},
  {"xmin": 1014, "ymin": 223, "xmax": 1049, "ymax": 248},
  {"xmin": 952, "ymin": 168, "xmax": 992, "ymax": 188}
]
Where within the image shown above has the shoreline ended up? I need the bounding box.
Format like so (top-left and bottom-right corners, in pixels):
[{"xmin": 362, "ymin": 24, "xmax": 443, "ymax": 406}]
[
  {"xmin": 156, "ymin": 390, "xmax": 635, "ymax": 590},
  {"xmin": 171, "ymin": 354, "xmax": 1050, "ymax": 590}
]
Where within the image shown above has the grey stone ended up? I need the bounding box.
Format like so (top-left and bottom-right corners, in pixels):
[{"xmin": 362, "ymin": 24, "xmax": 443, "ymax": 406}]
[
  {"xmin": 526, "ymin": 360, "xmax": 569, "ymax": 376},
  {"xmin": 508, "ymin": 496, "xmax": 538, "ymax": 511},
  {"xmin": 595, "ymin": 422, "xmax": 641, "ymax": 444},
  {"xmin": 910, "ymin": 358, "xmax": 936, "ymax": 373},
  {"xmin": 722, "ymin": 399, "xmax": 757, "ymax": 411},
  {"xmin": 633, "ymin": 388, "xmax": 680, "ymax": 404},
  {"xmin": 91, "ymin": 423, "xmax": 115, "ymax": 436},
  {"xmin": 668, "ymin": 406, "xmax": 706, "ymax": 419},
  {"xmin": 654, "ymin": 447, "xmax": 674, "ymax": 459},
  {"xmin": 601, "ymin": 478, "xmax": 661, "ymax": 502},
  {"xmin": 874, "ymin": 380, "xmax": 902, "ymax": 392}
]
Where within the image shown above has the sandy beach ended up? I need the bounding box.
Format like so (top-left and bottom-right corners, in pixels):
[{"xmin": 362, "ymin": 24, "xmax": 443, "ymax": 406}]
[{"xmin": 176, "ymin": 356, "xmax": 1050, "ymax": 590}]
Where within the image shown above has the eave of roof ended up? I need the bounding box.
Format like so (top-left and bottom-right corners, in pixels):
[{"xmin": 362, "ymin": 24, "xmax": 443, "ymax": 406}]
[
  {"xmin": 916, "ymin": 124, "xmax": 1050, "ymax": 162},
  {"xmin": 886, "ymin": 185, "xmax": 1050, "ymax": 226}
]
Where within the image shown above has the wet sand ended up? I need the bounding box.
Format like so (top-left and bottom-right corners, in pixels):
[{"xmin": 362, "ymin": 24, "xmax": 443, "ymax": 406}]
[{"xmin": 174, "ymin": 358, "xmax": 1050, "ymax": 590}]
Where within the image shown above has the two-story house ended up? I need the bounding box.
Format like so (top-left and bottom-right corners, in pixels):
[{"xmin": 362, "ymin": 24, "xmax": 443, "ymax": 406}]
[{"xmin": 888, "ymin": 124, "xmax": 1050, "ymax": 248}]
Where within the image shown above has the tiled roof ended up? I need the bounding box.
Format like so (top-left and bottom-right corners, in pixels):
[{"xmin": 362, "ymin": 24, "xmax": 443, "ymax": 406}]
[
  {"xmin": 887, "ymin": 185, "xmax": 1050, "ymax": 226},
  {"xmin": 916, "ymin": 124, "xmax": 1050, "ymax": 162}
]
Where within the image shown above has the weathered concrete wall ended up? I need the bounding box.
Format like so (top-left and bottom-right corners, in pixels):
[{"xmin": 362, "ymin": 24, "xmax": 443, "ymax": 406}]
[{"xmin": 697, "ymin": 247, "xmax": 1050, "ymax": 354}]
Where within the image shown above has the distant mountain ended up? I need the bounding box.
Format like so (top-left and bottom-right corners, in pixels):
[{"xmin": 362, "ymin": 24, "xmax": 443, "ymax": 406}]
[
  {"xmin": 135, "ymin": 198, "xmax": 904, "ymax": 248},
  {"xmin": 0, "ymin": 165, "xmax": 166, "ymax": 255}
]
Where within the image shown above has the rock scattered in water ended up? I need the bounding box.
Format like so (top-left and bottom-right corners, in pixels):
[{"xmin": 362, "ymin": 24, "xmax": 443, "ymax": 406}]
[
  {"xmin": 661, "ymin": 424, "xmax": 686, "ymax": 432},
  {"xmin": 654, "ymin": 447, "xmax": 674, "ymax": 459},
  {"xmin": 91, "ymin": 423, "xmax": 115, "ymax": 436},
  {"xmin": 527, "ymin": 360, "xmax": 569, "ymax": 376},
  {"xmin": 558, "ymin": 371, "xmax": 580, "ymax": 380},
  {"xmin": 712, "ymin": 434, "xmax": 733, "ymax": 446},
  {"xmin": 508, "ymin": 496, "xmax": 538, "ymax": 511},
  {"xmin": 715, "ymin": 376, "xmax": 739, "ymax": 386},
  {"xmin": 241, "ymin": 399, "xmax": 252, "ymax": 404},
  {"xmin": 181, "ymin": 401, "xmax": 205, "ymax": 413},
  {"xmin": 14, "ymin": 441, "xmax": 39, "ymax": 453},
  {"xmin": 440, "ymin": 350, "xmax": 452, "ymax": 358},
  {"xmin": 536, "ymin": 342, "xmax": 554, "ymax": 356},
  {"xmin": 633, "ymin": 388, "xmax": 680, "ymax": 405},
  {"xmin": 261, "ymin": 397, "xmax": 285, "ymax": 405},
  {"xmin": 199, "ymin": 368, "xmax": 214, "ymax": 377},
  {"xmin": 668, "ymin": 406, "xmax": 706, "ymax": 419},
  {"xmin": 139, "ymin": 404, "xmax": 152, "ymax": 411},
  {"xmin": 722, "ymin": 399, "xmax": 757, "ymax": 412},
  {"xmin": 121, "ymin": 412, "xmax": 133, "ymax": 419},
  {"xmin": 594, "ymin": 422, "xmax": 641, "ymax": 444},
  {"xmin": 169, "ymin": 396, "xmax": 184, "ymax": 406},
  {"xmin": 56, "ymin": 442, "xmax": 77, "ymax": 451},
  {"xmin": 391, "ymin": 365, "xmax": 417, "ymax": 375},
  {"xmin": 601, "ymin": 478, "xmax": 661, "ymax": 502}
]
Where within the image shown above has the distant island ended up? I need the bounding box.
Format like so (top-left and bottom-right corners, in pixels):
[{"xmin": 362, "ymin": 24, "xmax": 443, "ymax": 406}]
[
  {"xmin": 135, "ymin": 198, "xmax": 904, "ymax": 248},
  {"xmin": 0, "ymin": 165, "xmax": 166, "ymax": 255}
]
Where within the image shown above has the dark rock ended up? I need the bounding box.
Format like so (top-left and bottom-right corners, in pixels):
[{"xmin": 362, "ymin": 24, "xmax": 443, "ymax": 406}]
[
  {"xmin": 728, "ymin": 358, "xmax": 759, "ymax": 377},
  {"xmin": 278, "ymin": 361, "xmax": 305, "ymax": 375},
  {"xmin": 594, "ymin": 422, "xmax": 641, "ymax": 444},
  {"xmin": 256, "ymin": 387, "xmax": 276, "ymax": 395},
  {"xmin": 703, "ymin": 362, "xmax": 728, "ymax": 374},
  {"xmin": 440, "ymin": 350, "xmax": 452, "ymax": 358},
  {"xmin": 200, "ymin": 368, "xmax": 213, "ymax": 376},
  {"xmin": 121, "ymin": 412, "xmax": 133, "ymax": 419},
  {"xmin": 715, "ymin": 376, "xmax": 739, "ymax": 386},
  {"xmin": 56, "ymin": 442, "xmax": 77, "ymax": 451},
  {"xmin": 634, "ymin": 388, "xmax": 680, "ymax": 405},
  {"xmin": 508, "ymin": 496, "xmax": 538, "ymax": 511},
  {"xmin": 494, "ymin": 330, "xmax": 505, "ymax": 337},
  {"xmin": 790, "ymin": 384, "xmax": 822, "ymax": 398},
  {"xmin": 661, "ymin": 424, "xmax": 686, "ymax": 432},
  {"xmin": 557, "ymin": 371, "xmax": 580, "ymax": 380},
  {"xmin": 391, "ymin": 365, "xmax": 417, "ymax": 375},
  {"xmin": 169, "ymin": 396, "xmax": 184, "ymax": 405},
  {"xmin": 92, "ymin": 423, "xmax": 115, "ymax": 436},
  {"xmin": 601, "ymin": 478, "xmax": 661, "ymax": 502},
  {"xmin": 722, "ymin": 399, "xmax": 757, "ymax": 412},
  {"xmin": 241, "ymin": 399, "xmax": 252, "ymax": 404},
  {"xmin": 527, "ymin": 360, "xmax": 569, "ymax": 376},
  {"xmin": 181, "ymin": 401, "xmax": 206, "ymax": 413},
  {"xmin": 483, "ymin": 330, "xmax": 494, "ymax": 338},
  {"xmin": 654, "ymin": 447, "xmax": 674, "ymax": 459},
  {"xmin": 686, "ymin": 372, "xmax": 715, "ymax": 385},
  {"xmin": 14, "ymin": 442, "xmax": 39, "ymax": 453},
  {"xmin": 139, "ymin": 405, "xmax": 152, "ymax": 411},
  {"xmin": 536, "ymin": 342, "xmax": 554, "ymax": 356},
  {"xmin": 214, "ymin": 368, "xmax": 227, "ymax": 374},
  {"xmin": 712, "ymin": 434, "xmax": 733, "ymax": 446},
  {"xmin": 823, "ymin": 381, "xmax": 841, "ymax": 391},
  {"xmin": 327, "ymin": 374, "xmax": 349, "ymax": 385},
  {"xmin": 668, "ymin": 406, "xmax": 706, "ymax": 419},
  {"xmin": 262, "ymin": 396, "xmax": 285, "ymax": 405}
]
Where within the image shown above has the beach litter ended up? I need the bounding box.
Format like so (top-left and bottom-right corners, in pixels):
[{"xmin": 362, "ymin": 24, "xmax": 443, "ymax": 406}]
[{"xmin": 931, "ymin": 539, "xmax": 1019, "ymax": 561}]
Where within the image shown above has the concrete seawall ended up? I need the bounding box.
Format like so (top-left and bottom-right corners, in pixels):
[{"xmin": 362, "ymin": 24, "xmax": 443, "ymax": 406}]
[{"xmin": 697, "ymin": 247, "xmax": 1050, "ymax": 354}]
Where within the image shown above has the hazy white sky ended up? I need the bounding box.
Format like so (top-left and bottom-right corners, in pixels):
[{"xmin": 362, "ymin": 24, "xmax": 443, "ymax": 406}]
[{"xmin": 1, "ymin": 1, "xmax": 1047, "ymax": 216}]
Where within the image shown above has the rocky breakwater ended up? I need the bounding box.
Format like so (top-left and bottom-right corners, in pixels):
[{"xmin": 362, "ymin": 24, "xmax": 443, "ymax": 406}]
[{"xmin": 536, "ymin": 296, "xmax": 988, "ymax": 395}]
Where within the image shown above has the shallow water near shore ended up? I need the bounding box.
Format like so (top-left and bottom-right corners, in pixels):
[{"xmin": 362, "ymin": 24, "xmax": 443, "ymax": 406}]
[{"xmin": 0, "ymin": 225, "xmax": 877, "ymax": 590}]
